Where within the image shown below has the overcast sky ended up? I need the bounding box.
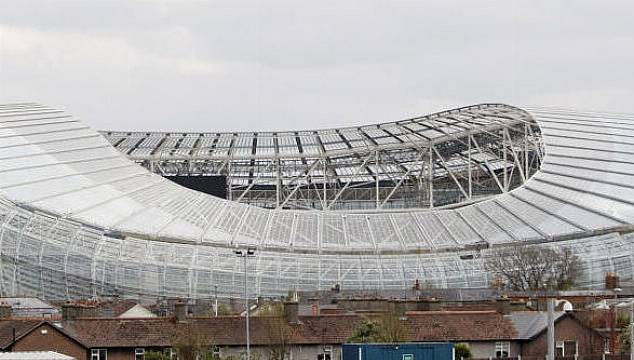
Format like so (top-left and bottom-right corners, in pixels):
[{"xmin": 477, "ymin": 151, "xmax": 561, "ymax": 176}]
[{"xmin": 1, "ymin": 1, "xmax": 633, "ymax": 132}]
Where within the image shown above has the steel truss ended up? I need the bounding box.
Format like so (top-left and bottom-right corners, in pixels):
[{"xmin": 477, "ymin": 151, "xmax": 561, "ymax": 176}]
[{"xmin": 103, "ymin": 104, "xmax": 543, "ymax": 210}]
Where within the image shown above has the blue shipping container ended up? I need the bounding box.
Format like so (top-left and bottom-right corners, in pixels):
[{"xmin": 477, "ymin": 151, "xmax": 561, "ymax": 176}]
[{"xmin": 342, "ymin": 342, "xmax": 454, "ymax": 360}]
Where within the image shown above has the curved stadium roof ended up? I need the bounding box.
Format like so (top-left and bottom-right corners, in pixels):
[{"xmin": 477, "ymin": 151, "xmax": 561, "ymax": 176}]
[{"xmin": 0, "ymin": 103, "xmax": 632, "ymax": 299}]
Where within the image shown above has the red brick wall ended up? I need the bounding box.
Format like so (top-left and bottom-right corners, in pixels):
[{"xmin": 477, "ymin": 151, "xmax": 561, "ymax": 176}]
[
  {"xmin": 12, "ymin": 323, "xmax": 87, "ymax": 360},
  {"xmin": 522, "ymin": 316, "xmax": 605, "ymax": 358}
]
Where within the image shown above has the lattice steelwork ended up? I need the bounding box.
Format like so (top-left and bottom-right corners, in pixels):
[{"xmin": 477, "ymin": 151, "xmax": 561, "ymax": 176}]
[
  {"xmin": 101, "ymin": 104, "xmax": 543, "ymax": 210},
  {"xmin": 0, "ymin": 103, "xmax": 633, "ymax": 300}
]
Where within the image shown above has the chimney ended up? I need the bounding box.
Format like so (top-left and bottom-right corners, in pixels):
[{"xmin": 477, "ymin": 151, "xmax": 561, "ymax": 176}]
[
  {"xmin": 495, "ymin": 297, "xmax": 511, "ymax": 315},
  {"xmin": 419, "ymin": 298, "xmax": 442, "ymax": 312},
  {"xmin": 0, "ymin": 303, "xmax": 12, "ymax": 319},
  {"xmin": 284, "ymin": 301, "xmax": 299, "ymax": 324},
  {"xmin": 174, "ymin": 301, "xmax": 188, "ymax": 322},
  {"xmin": 606, "ymin": 272, "xmax": 619, "ymax": 290},
  {"xmin": 62, "ymin": 303, "xmax": 97, "ymax": 321}
]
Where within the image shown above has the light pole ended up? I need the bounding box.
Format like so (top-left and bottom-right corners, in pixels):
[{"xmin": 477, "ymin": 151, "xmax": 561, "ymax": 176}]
[
  {"xmin": 235, "ymin": 247, "xmax": 256, "ymax": 360},
  {"xmin": 612, "ymin": 287, "xmax": 622, "ymax": 355},
  {"xmin": 214, "ymin": 285, "xmax": 218, "ymax": 317}
]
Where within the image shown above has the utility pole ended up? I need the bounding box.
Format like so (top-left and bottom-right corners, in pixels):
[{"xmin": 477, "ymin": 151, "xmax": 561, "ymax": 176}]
[
  {"xmin": 235, "ymin": 247, "xmax": 256, "ymax": 360},
  {"xmin": 547, "ymin": 297, "xmax": 555, "ymax": 360},
  {"xmin": 630, "ymin": 300, "xmax": 633, "ymax": 360},
  {"xmin": 214, "ymin": 285, "xmax": 218, "ymax": 317}
]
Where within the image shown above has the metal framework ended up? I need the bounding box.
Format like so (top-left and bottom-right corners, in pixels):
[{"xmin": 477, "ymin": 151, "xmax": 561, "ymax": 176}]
[
  {"xmin": 0, "ymin": 103, "xmax": 633, "ymax": 300},
  {"xmin": 101, "ymin": 104, "xmax": 543, "ymax": 210}
]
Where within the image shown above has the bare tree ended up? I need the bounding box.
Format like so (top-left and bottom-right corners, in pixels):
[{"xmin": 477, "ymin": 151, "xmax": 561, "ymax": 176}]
[
  {"xmin": 485, "ymin": 244, "xmax": 581, "ymax": 291},
  {"xmin": 257, "ymin": 302, "xmax": 294, "ymax": 360},
  {"xmin": 348, "ymin": 311, "xmax": 409, "ymax": 343}
]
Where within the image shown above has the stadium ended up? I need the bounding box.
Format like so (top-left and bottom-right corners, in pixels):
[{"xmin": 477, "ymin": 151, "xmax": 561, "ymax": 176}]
[{"xmin": 0, "ymin": 102, "xmax": 633, "ymax": 300}]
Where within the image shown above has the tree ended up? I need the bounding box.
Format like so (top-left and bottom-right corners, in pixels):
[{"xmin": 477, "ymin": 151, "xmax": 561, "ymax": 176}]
[
  {"xmin": 257, "ymin": 302, "xmax": 294, "ymax": 360},
  {"xmin": 485, "ymin": 244, "xmax": 581, "ymax": 291},
  {"xmin": 348, "ymin": 312, "xmax": 410, "ymax": 343},
  {"xmin": 454, "ymin": 343, "xmax": 472, "ymax": 360},
  {"xmin": 171, "ymin": 325, "xmax": 218, "ymax": 360}
]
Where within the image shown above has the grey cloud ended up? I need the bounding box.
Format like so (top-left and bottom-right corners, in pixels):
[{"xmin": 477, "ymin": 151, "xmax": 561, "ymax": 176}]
[{"xmin": 1, "ymin": 0, "xmax": 634, "ymax": 132}]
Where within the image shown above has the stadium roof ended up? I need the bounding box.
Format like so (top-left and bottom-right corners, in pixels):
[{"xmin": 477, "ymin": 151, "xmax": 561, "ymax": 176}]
[{"xmin": 0, "ymin": 102, "xmax": 633, "ymax": 298}]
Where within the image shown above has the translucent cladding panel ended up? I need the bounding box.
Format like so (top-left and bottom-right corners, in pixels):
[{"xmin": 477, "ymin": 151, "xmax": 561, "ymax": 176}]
[
  {"xmin": 255, "ymin": 253, "xmax": 282, "ymax": 296},
  {"xmin": 541, "ymin": 162, "xmax": 634, "ymax": 191},
  {"xmin": 295, "ymin": 254, "xmax": 319, "ymax": 290},
  {"xmin": 234, "ymin": 207, "xmax": 269, "ymax": 243},
  {"xmin": 535, "ymin": 171, "xmax": 634, "ymax": 209},
  {"xmin": 390, "ymin": 214, "xmax": 431, "ymax": 248},
  {"xmin": 4, "ymin": 164, "xmax": 149, "ymax": 204},
  {"xmin": 542, "ymin": 127, "xmax": 634, "ymax": 147},
  {"xmin": 317, "ymin": 256, "xmax": 340, "ymax": 286},
  {"xmin": 167, "ymin": 193, "xmax": 225, "ymax": 230},
  {"xmin": 275, "ymin": 255, "xmax": 301, "ymax": 292},
  {"xmin": 494, "ymin": 194, "xmax": 581, "ymax": 237},
  {"xmin": 366, "ymin": 215, "xmax": 402, "ymax": 250},
  {"xmin": 456, "ymin": 206, "xmax": 512, "ymax": 244},
  {"xmin": 7, "ymin": 129, "xmax": 97, "ymax": 149},
  {"xmin": 542, "ymin": 135, "xmax": 630, "ymax": 154},
  {"xmin": 344, "ymin": 215, "xmax": 374, "ymax": 249},
  {"xmin": 339, "ymin": 256, "xmax": 362, "ymax": 288},
  {"xmin": 434, "ymin": 212, "xmax": 481, "ymax": 245},
  {"xmin": 545, "ymin": 156, "xmax": 634, "ymax": 175},
  {"xmin": 321, "ymin": 214, "xmax": 345, "ymax": 248},
  {"xmin": 358, "ymin": 255, "xmax": 381, "ymax": 289},
  {"xmin": 412, "ymin": 213, "xmax": 455, "ymax": 248},
  {"xmin": 542, "ymin": 119, "xmax": 634, "ymax": 137},
  {"xmin": 0, "ymin": 157, "xmax": 137, "ymax": 188},
  {"xmin": 514, "ymin": 188, "xmax": 621, "ymax": 230},
  {"xmin": 29, "ymin": 175, "xmax": 156, "ymax": 220},
  {"xmin": 292, "ymin": 212, "xmax": 318, "ymax": 248},
  {"xmin": 525, "ymin": 179, "xmax": 634, "ymax": 223},
  {"xmin": 212, "ymin": 201, "xmax": 248, "ymax": 234},
  {"xmin": 475, "ymin": 201, "xmax": 541, "ymax": 240},
  {"xmin": 164, "ymin": 267, "xmax": 190, "ymax": 296},
  {"xmin": 379, "ymin": 256, "xmax": 406, "ymax": 288},
  {"xmin": 265, "ymin": 212, "xmax": 294, "ymax": 247}
]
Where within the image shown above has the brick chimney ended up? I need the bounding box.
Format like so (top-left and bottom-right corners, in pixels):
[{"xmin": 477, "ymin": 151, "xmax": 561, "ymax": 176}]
[
  {"xmin": 284, "ymin": 301, "xmax": 299, "ymax": 324},
  {"xmin": 606, "ymin": 272, "xmax": 619, "ymax": 290},
  {"xmin": 495, "ymin": 297, "xmax": 511, "ymax": 315},
  {"xmin": 62, "ymin": 303, "xmax": 97, "ymax": 320},
  {"xmin": 174, "ymin": 301, "xmax": 188, "ymax": 322},
  {"xmin": 0, "ymin": 303, "xmax": 12, "ymax": 319},
  {"xmin": 419, "ymin": 298, "xmax": 442, "ymax": 312}
]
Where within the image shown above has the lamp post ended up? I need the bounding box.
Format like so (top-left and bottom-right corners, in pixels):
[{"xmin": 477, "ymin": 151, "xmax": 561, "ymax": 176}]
[
  {"xmin": 214, "ymin": 284, "xmax": 218, "ymax": 317},
  {"xmin": 612, "ymin": 287, "xmax": 622, "ymax": 355},
  {"xmin": 235, "ymin": 247, "xmax": 256, "ymax": 360}
]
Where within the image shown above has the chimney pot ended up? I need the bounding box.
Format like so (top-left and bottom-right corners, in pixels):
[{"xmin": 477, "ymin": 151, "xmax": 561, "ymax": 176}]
[
  {"xmin": 174, "ymin": 301, "xmax": 188, "ymax": 322},
  {"xmin": 284, "ymin": 301, "xmax": 299, "ymax": 324},
  {"xmin": 0, "ymin": 304, "xmax": 12, "ymax": 319}
]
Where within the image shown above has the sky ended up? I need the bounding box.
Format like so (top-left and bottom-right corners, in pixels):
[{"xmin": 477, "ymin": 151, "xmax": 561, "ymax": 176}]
[{"xmin": 1, "ymin": 1, "xmax": 633, "ymax": 132}]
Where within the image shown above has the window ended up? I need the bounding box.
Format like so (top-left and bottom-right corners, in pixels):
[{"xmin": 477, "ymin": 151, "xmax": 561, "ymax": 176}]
[
  {"xmin": 557, "ymin": 341, "xmax": 577, "ymax": 357},
  {"xmin": 91, "ymin": 349, "xmax": 107, "ymax": 360},
  {"xmin": 163, "ymin": 348, "xmax": 176, "ymax": 359},
  {"xmin": 135, "ymin": 348, "xmax": 145, "ymax": 360},
  {"xmin": 211, "ymin": 346, "xmax": 221, "ymax": 359},
  {"xmin": 318, "ymin": 346, "xmax": 332, "ymax": 360},
  {"xmin": 495, "ymin": 341, "xmax": 510, "ymax": 358}
]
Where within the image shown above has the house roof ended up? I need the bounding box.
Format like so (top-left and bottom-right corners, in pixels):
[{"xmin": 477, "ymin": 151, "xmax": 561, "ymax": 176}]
[
  {"xmin": 406, "ymin": 311, "xmax": 518, "ymax": 341},
  {"xmin": 0, "ymin": 310, "xmax": 595, "ymax": 348},
  {"xmin": 0, "ymin": 320, "xmax": 43, "ymax": 349},
  {"xmin": 506, "ymin": 311, "xmax": 566, "ymax": 339}
]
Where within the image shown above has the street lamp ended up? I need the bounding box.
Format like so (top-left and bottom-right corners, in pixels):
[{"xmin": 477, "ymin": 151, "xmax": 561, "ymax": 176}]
[{"xmin": 235, "ymin": 247, "xmax": 256, "ymax": 360}]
